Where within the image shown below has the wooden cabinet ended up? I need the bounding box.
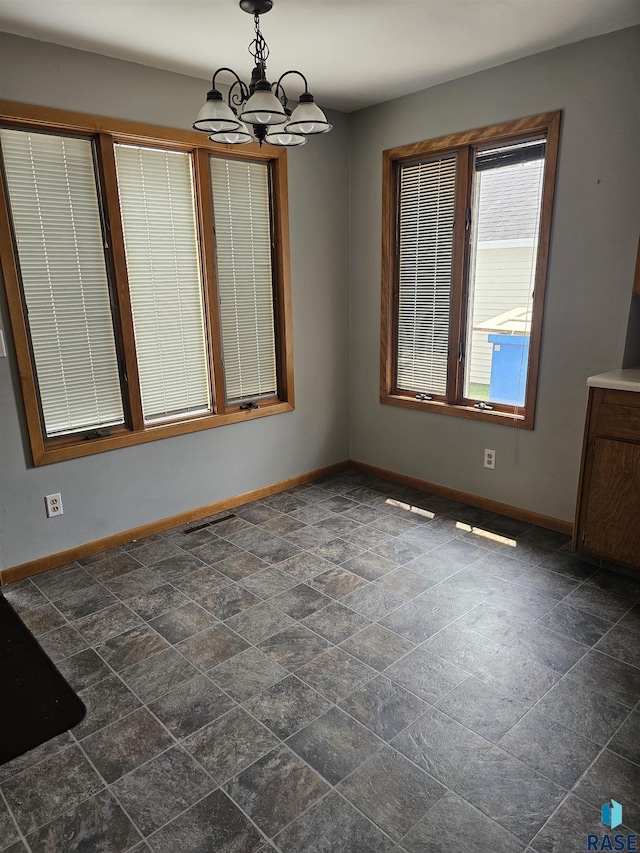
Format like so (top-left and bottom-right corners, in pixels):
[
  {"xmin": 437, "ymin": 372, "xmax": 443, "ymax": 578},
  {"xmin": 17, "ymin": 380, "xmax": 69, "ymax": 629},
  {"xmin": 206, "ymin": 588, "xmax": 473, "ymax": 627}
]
[{"xmin": 574, "ymin": 386, "xmax": 640, "ymax": 570}]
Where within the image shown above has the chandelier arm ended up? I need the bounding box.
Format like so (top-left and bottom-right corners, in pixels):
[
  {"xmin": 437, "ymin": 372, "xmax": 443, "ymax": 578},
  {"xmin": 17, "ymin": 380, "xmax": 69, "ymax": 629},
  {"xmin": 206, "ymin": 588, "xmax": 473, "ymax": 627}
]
[
  {"xmin": 275, "ymin": 70, "xmax": 309, "ymax": 97},
  {"xmin": 211, "ymin": 66, "xmax": 245, "ymax": 92},
  {"xmin": 211, "ymin": 67, "xmax": 250, "ymax": 112},
  {"xmin": 273, "ymin": 70, "xmax": 309, "ymax": 108},
  {"xmin": 228, "ymin": 78, "xmax": 250, "ymax": 110}
]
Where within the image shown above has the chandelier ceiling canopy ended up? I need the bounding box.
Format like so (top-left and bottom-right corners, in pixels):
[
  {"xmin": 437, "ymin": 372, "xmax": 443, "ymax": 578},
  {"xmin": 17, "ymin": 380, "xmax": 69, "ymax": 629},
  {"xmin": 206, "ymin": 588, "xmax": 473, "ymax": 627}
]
[{"xmin": 193, "ymin": 0, "xmax": 333, "ymax": 148}]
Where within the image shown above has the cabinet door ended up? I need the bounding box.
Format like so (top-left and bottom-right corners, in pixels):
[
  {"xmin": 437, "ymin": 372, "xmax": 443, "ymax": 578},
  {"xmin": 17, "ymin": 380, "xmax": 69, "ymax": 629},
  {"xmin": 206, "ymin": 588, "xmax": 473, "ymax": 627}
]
[{"xmin": 582, "ymin": 437, "xmax": 640, "ymax": 567}]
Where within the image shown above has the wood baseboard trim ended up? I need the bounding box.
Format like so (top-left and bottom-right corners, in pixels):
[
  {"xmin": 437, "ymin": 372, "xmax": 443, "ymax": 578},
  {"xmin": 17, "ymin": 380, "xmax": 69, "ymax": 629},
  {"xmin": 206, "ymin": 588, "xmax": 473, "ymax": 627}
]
[
  {"xmin": 1, "ymin": 457, "xmax": 573, "ymax": 585},
  {"xmin": 350, "ymin": 460, "xmax": 574, "ymax": 536},
  {"xmin": 0, "ymin": 460, "xmax": 350, "ymax": 585}
]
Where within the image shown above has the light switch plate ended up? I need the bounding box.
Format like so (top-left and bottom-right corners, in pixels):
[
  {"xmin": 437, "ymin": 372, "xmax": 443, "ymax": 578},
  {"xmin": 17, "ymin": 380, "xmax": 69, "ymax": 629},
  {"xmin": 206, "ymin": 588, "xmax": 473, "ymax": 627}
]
[{"xmin": 0, "ymin": 330, "xmax": 7, "ymax": 358}]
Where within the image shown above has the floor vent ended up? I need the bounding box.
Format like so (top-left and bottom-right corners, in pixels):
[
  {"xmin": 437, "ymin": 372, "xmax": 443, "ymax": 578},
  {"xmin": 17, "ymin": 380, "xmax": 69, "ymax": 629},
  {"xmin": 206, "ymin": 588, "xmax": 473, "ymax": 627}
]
[
  {"xmin": 209, "ymin": 513, "xmax": 236, "ymax": 526},
  {"xmin": 183, "ymin": 513, "xmax": 235, "ymax": 533}
]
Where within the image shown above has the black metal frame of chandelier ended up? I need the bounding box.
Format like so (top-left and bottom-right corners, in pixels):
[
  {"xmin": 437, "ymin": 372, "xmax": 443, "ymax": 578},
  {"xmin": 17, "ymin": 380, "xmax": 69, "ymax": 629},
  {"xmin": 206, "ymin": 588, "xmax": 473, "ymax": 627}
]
[{"xmin": 239, "ymin": 0, "xmax": 273, "ymax": 15}]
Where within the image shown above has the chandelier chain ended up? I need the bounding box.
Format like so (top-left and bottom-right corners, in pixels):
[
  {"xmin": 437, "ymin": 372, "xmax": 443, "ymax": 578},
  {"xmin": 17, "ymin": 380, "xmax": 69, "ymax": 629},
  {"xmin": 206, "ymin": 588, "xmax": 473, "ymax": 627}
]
[{"xmin": 249, "ymin": 12, "xmax": 270, "ymax": 72}]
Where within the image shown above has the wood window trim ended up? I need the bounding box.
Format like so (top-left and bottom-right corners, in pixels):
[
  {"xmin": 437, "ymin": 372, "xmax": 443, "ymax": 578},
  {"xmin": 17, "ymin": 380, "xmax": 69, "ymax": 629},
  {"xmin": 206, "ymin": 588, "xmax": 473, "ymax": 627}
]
[
  {"xmin": 380, "ymin": 111, "xmax": 561, "ymax": 430},
  {"xmin": 0, "ymin": 100, "xmax": 294, "ymax": 466}
]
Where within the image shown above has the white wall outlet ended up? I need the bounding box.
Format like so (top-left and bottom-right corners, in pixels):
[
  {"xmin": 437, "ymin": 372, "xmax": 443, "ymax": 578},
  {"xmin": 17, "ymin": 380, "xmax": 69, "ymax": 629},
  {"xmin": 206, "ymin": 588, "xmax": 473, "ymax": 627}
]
[
  {"xmin": 45, "ymin": 493, "xmax": 63, "ymax": 518},
  {"xmin": 484, "ymin": 449, "xmax": 496, "ymax": 470}
]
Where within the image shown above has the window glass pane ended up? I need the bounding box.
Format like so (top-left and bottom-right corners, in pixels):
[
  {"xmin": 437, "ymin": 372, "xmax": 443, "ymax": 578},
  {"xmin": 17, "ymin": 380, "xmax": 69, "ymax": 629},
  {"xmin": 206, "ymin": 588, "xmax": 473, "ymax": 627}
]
[
  {"xmin": 210, "ymin": 157, "xmax": 277, "ymax": 404},
  {"xmin": 396, "ymin": 154, "xmax": 457, "ymax": 396},
  {"xmin": 114, "ymin": 144, "xmax": 211, "ymax": 423},
  {"xmin": 0, "ymin": 128, "xmax": 124, "ymax": 437},
  {"xmin": 464, "ymin": 140, "xmax": 545, "ymax": 407}
]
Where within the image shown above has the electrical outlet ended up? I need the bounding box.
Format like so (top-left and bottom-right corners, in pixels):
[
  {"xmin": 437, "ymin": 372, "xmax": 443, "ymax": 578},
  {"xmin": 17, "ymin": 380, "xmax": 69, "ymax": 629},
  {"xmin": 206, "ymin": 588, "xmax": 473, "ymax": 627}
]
[
  {"xmin": 45, "ymin": 493, "xmax": 63, "ymax": 518},
  {"xmin": 484, "ymin": 449, "xmax": 496, "ymax": 470}
]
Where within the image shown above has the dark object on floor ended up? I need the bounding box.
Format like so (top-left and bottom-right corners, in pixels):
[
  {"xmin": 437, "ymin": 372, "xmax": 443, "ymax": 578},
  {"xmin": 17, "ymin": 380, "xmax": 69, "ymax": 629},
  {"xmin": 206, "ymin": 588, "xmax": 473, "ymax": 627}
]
[{"xmin": 0, "ymin": 593, "xmax": 86, "ymax": 765}]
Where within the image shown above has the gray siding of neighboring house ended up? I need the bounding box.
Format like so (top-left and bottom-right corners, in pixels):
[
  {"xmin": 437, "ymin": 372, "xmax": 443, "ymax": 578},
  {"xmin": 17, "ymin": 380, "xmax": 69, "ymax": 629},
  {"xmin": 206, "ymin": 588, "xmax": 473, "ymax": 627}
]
[{"xmin": 469, "ymin": 243, "xmax": 536, "ymax": 386}]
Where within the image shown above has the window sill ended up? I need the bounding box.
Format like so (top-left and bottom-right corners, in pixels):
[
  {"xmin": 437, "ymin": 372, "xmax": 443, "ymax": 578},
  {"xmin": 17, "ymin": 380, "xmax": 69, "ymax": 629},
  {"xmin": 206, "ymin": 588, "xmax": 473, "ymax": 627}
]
[
  {"xmin": 32, "ymin": 400, "xmax": 294, "ymax": 466},
  {"xmin": 380, "ymin": 392, "xmax": 533, "ymax": 430}
]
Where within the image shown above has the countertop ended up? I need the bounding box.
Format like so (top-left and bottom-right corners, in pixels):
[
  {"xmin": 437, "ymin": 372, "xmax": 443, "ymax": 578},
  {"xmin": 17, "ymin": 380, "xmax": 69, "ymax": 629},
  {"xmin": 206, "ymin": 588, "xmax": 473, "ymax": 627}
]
[{"xmin": 587, "ymin": 368, "xmax": 640, "ymax": 392}]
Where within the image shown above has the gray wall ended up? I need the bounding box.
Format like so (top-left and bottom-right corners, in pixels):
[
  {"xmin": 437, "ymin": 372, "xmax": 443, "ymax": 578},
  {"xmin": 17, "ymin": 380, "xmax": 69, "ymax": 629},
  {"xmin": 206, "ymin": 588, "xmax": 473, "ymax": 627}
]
[
  {"xmin": 1, "ymin": 27, "xmax": 639, "ymax": 569},
  {"xmin": 0, "ymin": 33, "xmax": 350, "ymax": 569},
  {"xmin": 349, "ymin": 26, "xmax": 640, "ymax": 523}
]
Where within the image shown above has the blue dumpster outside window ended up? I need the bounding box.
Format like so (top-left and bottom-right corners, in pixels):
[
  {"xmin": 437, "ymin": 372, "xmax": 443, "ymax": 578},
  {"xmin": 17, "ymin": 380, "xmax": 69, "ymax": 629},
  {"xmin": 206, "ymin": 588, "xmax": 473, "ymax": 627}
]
[{"xmin": 488, "ymin": 334, "xmax": 530, "ymax": 406}]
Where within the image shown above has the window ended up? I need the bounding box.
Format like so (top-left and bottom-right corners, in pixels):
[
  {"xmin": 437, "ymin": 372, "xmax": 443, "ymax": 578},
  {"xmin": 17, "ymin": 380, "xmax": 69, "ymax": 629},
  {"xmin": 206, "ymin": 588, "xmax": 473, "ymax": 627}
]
[
  {"xmin": 0, "ymin": 102, "xmax": 293, "ymax": 465},
  {"xmin": 0, "ymin": 129, "xmax": 124, "ymax": 438},
  {"xmin": 210, "ymin": 157, "xmax": 277, "ymax": 404},
  {"xmin": 381, "ymin": 112, "xmax": 560, "ymax": 428},
  {"xmin": 114, "ymin": 143, "xmax": 212, "ymax": 424}
]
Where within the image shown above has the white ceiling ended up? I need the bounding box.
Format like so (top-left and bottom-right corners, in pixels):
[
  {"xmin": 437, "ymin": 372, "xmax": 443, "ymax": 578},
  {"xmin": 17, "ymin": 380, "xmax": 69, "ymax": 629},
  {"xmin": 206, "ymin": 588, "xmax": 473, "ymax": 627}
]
[{"xmin": 1, "ymin": 0, "xmax": 639, "ymax": 112}]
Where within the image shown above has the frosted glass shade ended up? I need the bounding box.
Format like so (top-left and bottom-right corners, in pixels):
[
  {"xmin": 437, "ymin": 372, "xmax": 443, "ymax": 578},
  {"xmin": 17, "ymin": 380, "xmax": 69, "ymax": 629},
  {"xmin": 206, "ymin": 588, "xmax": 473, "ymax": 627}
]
[
  {"xmin": 285, "ymin": 99, "xmax": 333, "ymax": 135},
  {"xmin": 264, "ymin": 127, "xmax": 307, "ymax": 147},
  {"xmin": 240, "ymin": 86, "xmax": 287, "ymax": 126},
  {"xmin": 209, "ymin": 121, "xmax": 253, "ymax": 145},
  {"xmin": 193, "ymin": 94, "xmax": 241, "ymax": 133}
]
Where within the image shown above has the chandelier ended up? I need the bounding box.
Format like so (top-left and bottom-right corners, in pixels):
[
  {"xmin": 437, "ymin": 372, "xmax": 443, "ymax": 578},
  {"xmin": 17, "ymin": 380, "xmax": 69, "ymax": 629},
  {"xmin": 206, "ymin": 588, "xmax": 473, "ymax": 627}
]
[{"xmin": 193, "ymin": 0, "xmax": 333, "ymax": 147}]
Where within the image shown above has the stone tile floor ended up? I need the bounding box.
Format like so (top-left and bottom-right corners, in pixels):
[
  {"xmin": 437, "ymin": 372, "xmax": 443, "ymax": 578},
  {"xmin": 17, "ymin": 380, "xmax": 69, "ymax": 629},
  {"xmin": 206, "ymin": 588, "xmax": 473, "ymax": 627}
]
[{"xmin": 1, "ymin": 468, "xmax": 640, "ymax": 852}]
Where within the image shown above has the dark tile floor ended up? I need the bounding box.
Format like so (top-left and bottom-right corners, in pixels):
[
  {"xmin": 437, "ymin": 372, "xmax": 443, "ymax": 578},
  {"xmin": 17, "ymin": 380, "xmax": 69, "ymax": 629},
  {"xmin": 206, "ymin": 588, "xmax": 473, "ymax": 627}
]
[{"xmin": 2, "ymin": 469, "xmax": 640, "ymax": 852}]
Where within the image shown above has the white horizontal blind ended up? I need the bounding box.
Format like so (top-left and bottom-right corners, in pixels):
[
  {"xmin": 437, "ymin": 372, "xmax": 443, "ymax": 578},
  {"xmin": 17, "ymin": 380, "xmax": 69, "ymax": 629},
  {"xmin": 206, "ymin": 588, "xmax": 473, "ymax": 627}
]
[
  {"xmin": 396, "ymin": 154, "xmax": 457, "ymax": 396},
  {"xmin": 114, "ymin": 144, "xmax": 211, "ymax": 423},
  {"xmin": 210, "ymin": 157, "xmax": 277, "ymax": 404},
  {"xmin": 0, "ymin": 128, "xmax": 124, "ymax": 437}
]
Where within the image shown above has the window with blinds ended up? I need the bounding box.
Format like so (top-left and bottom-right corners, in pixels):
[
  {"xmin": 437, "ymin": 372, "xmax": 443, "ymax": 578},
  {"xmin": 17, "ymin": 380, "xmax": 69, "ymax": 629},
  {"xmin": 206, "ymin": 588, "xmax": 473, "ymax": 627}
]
[
  {"xmin": 396, "ymin": 155, "xmax": 457, "ymax": 396},
  {"xmin": 0, "ymin": 103, "xmax": 293, "ymax": 465},
  {"xmin": 0, "ymin": 128, "xmax": 124, "ymax": 437},
  {"xmin": 114, "ymin": 144, "xmax": 212, "ymax": 423},
  {"xmin": 381, "ymin": 111, "xmax": 560, "ymax": 429},
  {"xmin": 210, "ymin": 157, "xmax": 277, "ymax": 404}
]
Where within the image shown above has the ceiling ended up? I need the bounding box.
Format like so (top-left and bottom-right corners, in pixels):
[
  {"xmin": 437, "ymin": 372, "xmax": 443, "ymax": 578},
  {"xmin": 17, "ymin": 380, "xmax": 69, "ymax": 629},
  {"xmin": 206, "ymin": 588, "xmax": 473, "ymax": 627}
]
[{"xmin": 1, "ymin": 0, "xmax": 639, "ymax": 112}]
